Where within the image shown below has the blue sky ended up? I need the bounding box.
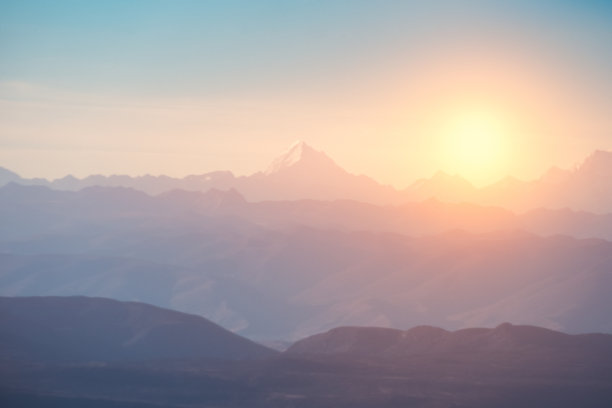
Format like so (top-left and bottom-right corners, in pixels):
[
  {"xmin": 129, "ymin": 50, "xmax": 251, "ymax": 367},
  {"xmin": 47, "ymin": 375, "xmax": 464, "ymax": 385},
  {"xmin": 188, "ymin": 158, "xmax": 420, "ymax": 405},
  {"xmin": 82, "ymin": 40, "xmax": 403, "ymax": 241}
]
[{"xmin": 1, "ymin": 0, "xmax": 611, "ymax": 185}]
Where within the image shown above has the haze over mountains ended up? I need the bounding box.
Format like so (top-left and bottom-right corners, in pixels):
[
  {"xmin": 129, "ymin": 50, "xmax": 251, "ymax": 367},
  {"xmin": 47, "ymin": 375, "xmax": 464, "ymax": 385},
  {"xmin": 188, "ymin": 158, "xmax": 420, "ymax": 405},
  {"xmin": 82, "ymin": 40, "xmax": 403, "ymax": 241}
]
[
  {"xmin": 2, "ymin": 142, "xmax": 612, "ymax": 406},
  {"xmin": 4, "ymin": 0, "xmax": 612, "ymax": 404},
  {"xmin": 2, "ymin": 141, "xmax": 612, "ymax": 213},
  {"xmin": 2, "ymin": 142, "xmax": 612, "ymax": 340},
  {"xmin": 2, "ymin": 181, "xmax": 612, "ymax": 339}
]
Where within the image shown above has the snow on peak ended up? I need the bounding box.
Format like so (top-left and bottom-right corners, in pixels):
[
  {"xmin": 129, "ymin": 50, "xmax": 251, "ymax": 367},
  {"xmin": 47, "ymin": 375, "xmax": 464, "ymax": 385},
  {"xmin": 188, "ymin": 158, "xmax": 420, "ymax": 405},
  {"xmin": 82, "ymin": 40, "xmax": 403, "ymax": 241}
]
[{"xmin": 265, "ymin": 141, "xmax": 328, "ymax": 175}]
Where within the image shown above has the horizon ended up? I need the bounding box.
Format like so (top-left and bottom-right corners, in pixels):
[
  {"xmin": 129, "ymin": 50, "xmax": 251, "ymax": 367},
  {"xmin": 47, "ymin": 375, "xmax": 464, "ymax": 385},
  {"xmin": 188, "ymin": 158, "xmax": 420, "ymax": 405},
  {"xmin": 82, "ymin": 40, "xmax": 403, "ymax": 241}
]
[
  {"xmin": 2, "ymin": 140, "xmax": 611, "ymax": 189},
  {"xmin": 1, "ymin": 1, "xmax": 612, "ymax": 187}
]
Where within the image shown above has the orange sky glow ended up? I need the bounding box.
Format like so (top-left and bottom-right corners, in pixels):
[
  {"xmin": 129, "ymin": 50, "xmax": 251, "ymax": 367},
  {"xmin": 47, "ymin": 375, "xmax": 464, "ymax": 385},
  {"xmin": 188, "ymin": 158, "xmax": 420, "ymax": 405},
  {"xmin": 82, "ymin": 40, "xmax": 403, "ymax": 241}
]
[{"xmin": 1, "ymin": 1, "xmax": 610, "ymax": 188}]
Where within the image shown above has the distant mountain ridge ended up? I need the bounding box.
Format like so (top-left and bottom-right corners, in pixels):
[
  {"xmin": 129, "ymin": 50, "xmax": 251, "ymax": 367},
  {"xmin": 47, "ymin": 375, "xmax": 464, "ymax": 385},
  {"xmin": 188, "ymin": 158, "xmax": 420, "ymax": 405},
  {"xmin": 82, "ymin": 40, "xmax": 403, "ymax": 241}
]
[
  {"xmin": 287, "ymin": 323, "xmax": 612, "ymax": 359},
  {"xmin": 3, "ymin": 142, "xmax": 612, "ymax": 212},
  {"xmin": 0, "ymin": 141, "xmax": 397, "ymax": 204},
  {"xmin": 2, "ymin": 185, "xmax": 612, "ymax": 339},
  {"xmin": 3, "ymin": 182, "xmax": 612, "ymax": 241}
]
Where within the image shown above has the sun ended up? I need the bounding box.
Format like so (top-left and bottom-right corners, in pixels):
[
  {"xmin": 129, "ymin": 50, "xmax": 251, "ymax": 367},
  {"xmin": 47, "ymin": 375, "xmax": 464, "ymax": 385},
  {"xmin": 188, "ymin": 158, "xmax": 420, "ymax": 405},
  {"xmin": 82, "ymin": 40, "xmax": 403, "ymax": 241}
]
[{"xmin": 437, "ymin": 108, "xmax": 512, "ymax": 186}]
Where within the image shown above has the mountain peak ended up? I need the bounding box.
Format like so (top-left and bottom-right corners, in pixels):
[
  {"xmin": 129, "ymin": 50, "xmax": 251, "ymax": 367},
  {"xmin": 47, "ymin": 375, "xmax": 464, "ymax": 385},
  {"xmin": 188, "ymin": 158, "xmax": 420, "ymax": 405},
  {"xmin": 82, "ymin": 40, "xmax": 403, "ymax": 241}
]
[
  {"xmin": 577, "ymin": 150, "xmax": 612, "ymax": 177},
  {"xmin": 264, "ymin": 141, "xmax": 338, "ymax": 175},
  {"xmin": 0, "ymin": 166, "xmax": 22, "ymax": 186}
]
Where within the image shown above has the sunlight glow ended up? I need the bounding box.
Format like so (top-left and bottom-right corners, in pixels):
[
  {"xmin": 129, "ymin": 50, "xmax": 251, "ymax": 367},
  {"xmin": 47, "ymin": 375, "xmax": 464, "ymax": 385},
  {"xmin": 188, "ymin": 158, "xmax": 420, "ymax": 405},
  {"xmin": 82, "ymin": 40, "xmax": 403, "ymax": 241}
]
[{"xmin": 437, "ymin": 108, "xmax": 512, "ymax": 186}]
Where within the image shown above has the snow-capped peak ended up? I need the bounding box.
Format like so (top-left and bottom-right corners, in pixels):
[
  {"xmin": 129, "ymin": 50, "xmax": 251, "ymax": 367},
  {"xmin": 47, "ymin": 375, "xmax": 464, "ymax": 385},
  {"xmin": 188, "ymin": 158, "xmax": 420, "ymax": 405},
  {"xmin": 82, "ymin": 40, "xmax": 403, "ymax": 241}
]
[{"xmin": 265, "ymin": 141, "xmax": 327, "ymax": 175}]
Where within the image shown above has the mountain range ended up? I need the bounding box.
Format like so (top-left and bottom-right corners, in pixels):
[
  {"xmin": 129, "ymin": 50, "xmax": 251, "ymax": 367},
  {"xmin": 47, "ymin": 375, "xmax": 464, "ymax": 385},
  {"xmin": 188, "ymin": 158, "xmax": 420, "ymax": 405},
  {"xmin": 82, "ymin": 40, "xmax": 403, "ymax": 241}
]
[
  {"xmin": 2, "ymin": 183, "xmax": 612, "ymax": 339},
  {"xmin": 2, "ymin": 296, "xmax": 611, "ymax": 408},
  {"xmin": 2, "ymin": 141, "xmax": 612, "ymax": 406},
  {"xmin": 2, "ymin": 141, "xmax": 612, "ymax": 213}
]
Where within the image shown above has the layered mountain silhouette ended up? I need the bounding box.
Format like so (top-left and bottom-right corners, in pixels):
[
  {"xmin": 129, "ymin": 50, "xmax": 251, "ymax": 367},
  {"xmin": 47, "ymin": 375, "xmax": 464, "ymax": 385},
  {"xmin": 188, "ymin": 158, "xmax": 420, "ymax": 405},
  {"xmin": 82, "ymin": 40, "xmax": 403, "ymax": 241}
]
[
  {"xmin": 0, "ymin": 141, "xmax": 395, "ymax": 204},
  {"xmin": 3, "ymin": 142, "xmax": 612, "ymax": 212},
  {"xmin": 2, "ymin": 140, "xmax": 612, "ymax": 407},
  {"xmin": 3, "ymin": 182, "xmax": 612, "ymax": 241},
  {"xmin": 2, "ymin": 183, "xmax": 612, "ymax": 339},
  {"xmin": 474, "ymin": 150, "xmax": 612, "ymax": 213}
]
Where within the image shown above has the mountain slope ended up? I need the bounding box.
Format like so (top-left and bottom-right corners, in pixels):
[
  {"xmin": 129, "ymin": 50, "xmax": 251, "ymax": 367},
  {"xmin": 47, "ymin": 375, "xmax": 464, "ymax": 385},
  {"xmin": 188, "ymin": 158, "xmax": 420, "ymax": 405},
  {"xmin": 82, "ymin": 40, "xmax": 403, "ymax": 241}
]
[
  {"xmin": 235, "ymin": 141, "xmax": 399, "ymax": 203},
  {"xmin": 477, "ymin": 150, "xmax": 612, "ymax": 213},
  {"xmin": 264, "ymin": 140, "xmax": 339, "ymax": 175},
  {"xmin": 2, "ymin": 184, "xmax": 612, "ymax": 339},
  {"xmin": 0, "ymin": 166, "xmax": 21, "ymax": 185},
  {"xmin": 4, "ymin": 183, "xmax": 612, "ymax": 242},
  {"xmin": 0, "ymin": 296, "xmax": 276, "ymax": 362},
  {"xmin": 2, "ymin": 226, "xmax": 612, "ymax": 339}
]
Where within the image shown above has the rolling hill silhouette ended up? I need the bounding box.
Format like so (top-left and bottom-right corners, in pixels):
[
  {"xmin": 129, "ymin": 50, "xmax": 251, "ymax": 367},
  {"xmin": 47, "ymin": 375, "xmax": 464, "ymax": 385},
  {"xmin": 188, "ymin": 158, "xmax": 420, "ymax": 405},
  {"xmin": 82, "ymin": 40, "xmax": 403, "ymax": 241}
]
[
  {"xmin": 2, "ymin": 297, "xmax": 611, "ymax": 408},
  {"xmin": 0, "ymin": 296, "xmax": 275, "ymax": 362}
]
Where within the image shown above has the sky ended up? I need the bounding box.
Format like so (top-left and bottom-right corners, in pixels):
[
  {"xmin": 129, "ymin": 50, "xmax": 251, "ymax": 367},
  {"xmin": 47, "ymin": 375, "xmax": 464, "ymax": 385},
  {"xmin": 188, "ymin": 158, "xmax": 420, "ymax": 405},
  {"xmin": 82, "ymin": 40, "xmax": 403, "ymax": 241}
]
[{"xmin": 1, "ymin": 0, "xmax": 611, "ymax": 187}]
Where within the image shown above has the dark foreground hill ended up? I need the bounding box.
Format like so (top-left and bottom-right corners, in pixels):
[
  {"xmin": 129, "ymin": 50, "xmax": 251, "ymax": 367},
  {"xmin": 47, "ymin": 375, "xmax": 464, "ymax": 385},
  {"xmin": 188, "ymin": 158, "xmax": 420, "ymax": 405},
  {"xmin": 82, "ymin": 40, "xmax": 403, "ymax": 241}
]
[
  {"xmin": 1, "ymin": 297, "xmax": 612, "ymax": 408},
  {"xmin": 0, "ymin": 296, "xmax": 275, "ymax": 362}
]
